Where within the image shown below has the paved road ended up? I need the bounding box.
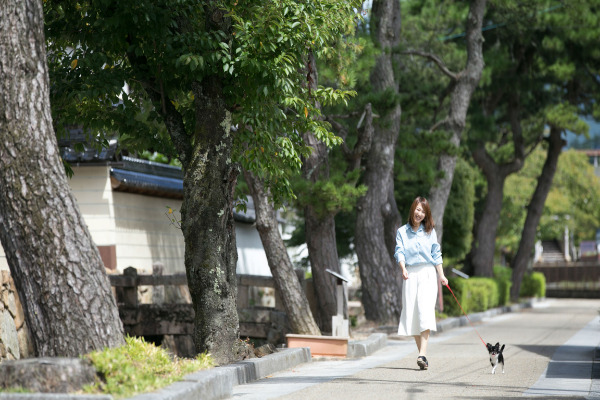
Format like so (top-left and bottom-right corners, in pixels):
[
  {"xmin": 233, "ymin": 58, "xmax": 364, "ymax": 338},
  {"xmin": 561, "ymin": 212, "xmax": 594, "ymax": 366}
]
[{"xmin": 230, "ymin": 298, "xmax": 600, "ymax": 399}]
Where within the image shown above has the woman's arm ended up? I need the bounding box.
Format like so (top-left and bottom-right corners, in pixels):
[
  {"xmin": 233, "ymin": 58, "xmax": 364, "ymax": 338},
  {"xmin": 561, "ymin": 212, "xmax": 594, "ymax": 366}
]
[
  {"xmin": 399, "ymin": 260, "xmax": 408, "ymax": 280},
  {"xmin": 395, "ymin": 228, "xmax": 409, "ymax": 280},
  {"xmin": 435, "ymin": 263, "xmax": 448, "ymax": 286}
]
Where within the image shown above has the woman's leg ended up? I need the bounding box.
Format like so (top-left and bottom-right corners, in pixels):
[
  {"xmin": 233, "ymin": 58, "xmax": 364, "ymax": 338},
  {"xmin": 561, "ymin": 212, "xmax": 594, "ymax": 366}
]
[
  {"xmin": 418, "ymin": 329, "xmax": 430, "ymax": 357},
  {"xmin": 414, "ymin": 335, "xmax": 421, "ymax": 353}
]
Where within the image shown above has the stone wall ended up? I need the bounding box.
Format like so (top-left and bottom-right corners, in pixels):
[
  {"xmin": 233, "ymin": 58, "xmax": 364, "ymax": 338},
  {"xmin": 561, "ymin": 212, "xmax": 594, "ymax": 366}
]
[{"xmin": 0, "ymin": 271, "xmax": 33, "ymax": 361}]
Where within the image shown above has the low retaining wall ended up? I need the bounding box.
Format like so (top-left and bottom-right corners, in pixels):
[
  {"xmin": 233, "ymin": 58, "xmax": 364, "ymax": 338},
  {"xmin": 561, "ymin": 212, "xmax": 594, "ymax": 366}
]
[{"xmin": 0, "ymin": 271, "xmax": 33, "ymax": 361}]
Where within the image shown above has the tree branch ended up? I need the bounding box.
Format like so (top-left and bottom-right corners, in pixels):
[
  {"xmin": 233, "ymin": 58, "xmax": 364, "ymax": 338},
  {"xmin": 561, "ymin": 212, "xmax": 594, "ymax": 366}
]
[
  {"xmin": 429, "ymin": 117, "xmax": 450, "ymax": 132},
  {"xmin": 126, "ymin": 46, "xmax": 192, "ymax": 166},
  {"xmin": 401, "ymin": 50, "xmax": 459, "ymax": 80},
  {"xmin": 325, "ymin": 103, "xmax": 374, "ymax": 172}
]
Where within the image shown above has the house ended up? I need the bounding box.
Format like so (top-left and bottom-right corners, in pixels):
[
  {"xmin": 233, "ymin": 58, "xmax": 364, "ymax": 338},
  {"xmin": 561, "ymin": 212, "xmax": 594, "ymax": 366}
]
[{"xmin": 0, "ymin": 140, "xmax": 273, "ymax": 277}]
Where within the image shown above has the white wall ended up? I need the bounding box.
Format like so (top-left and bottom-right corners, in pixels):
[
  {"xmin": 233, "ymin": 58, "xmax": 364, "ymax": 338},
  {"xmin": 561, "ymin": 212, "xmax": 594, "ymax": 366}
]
[
  {"xmin": 67, "ymin": 166, "xmax": 116, "ymax": 245},
  {"xmin": 110, "ymin": 191, "xmax": 184, "ymax": 274},
  {"xmin": 235, "ymin": 223, "xmax": 271, "ymax": 276},
  {"xmin": 0, "ymin": 164, "xmax": 295, "ymax": 279}
]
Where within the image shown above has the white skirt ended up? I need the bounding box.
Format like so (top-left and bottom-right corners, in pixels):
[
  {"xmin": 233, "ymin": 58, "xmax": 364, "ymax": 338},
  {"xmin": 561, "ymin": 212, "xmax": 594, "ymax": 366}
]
[{"xmin": 398, "ymin": 263, "xmax": 438, "ymax": 336}]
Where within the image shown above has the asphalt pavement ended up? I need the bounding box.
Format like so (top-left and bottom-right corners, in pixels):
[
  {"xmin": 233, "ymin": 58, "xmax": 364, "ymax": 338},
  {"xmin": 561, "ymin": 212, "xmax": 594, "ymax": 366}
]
[
  {"xmin": 1, "ymin": 298, "xmax": 597, "ymax": 400},
  {"xmin": 229, "ymin": 298, "xmax": 600, "ymax": 400}
]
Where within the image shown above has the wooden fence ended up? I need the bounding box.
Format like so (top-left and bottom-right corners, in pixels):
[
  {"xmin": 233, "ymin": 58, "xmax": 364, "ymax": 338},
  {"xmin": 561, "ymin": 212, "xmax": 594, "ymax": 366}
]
[
  {"xmin": 533, "ymin": 263, "xmax": 600, "ymax": 297},
  {"xmin": 108, "ymin": 267, "xmax": 312, "ymax": 356}
]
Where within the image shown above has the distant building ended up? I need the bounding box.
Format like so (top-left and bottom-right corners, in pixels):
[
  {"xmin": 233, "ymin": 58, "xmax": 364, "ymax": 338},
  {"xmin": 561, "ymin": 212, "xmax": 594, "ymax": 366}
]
[
  {"xmin": 581, "ymin": 149, "xmax": 600, "ymax": 177},
  {"xmin": 0, "ymin": 135, "xmax": 275, "ymax": 276}
]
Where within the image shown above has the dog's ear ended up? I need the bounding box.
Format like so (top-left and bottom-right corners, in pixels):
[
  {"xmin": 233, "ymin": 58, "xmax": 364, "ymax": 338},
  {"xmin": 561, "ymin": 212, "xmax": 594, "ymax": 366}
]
[
  {"xmin": 495, "ymin": 342, "xmax": 500, "ymax": 347},
  {"xmin": 500, "ymin": 344, "xmax": 505, "ymax": 351}
]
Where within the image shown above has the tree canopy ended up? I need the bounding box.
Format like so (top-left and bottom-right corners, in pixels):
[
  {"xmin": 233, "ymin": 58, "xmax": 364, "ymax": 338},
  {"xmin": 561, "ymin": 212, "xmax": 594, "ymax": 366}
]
[
  {"xmin": 45, "ymin": 0, "xmax": 359, "ymax": 201},
  {"xmin": 499, "ymin": 148, "xmax": 600, "ymax": 253}
]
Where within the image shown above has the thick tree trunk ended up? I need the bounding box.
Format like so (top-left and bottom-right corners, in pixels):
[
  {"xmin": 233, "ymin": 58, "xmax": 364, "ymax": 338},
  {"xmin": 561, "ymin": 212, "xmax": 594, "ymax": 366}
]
[
  {"xmin": 355, "ymin": 0, "xmax": 403, "ymax": 324},
  {"xmin": 301, "ymin": 52, "xmax": 343, "ymax": 333},
  {"xmin": 303, "ymin": 204, "xmax": 342, "ymax": 333},
  {"xmin": 468, "ymin": 166, "xmax": 506, "ymax": 277},
  {"xmin": 511, "ymin": 127, "xmax": 565, "ymax": 300},
  {"xmin": 428, "ymin": 0, "xmax": 487, "ymax": 245},
  {"xmin": 127, "ymin": 6, "xmax": 241, "ymax": 364},
  {"xmin": 182, "ymin": 78, "xmax": 240, "ymax": 365},
  {"xmin": 0, "ymin": 0, "xmax": 125, "ymax": 357},
  {"xmin": 467, "ymin": 103, "xmax": 525, "ymax": 277},
  {"xmin": 244, "ymin": 171, "xmax": 321, "ymax": 336}
]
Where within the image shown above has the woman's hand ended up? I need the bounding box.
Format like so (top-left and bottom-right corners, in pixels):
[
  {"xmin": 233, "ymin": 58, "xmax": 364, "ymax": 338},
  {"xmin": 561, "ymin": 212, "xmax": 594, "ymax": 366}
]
[
  {"xmin": 439, "ymin": 274, "xmax": 448, "ymax": 286},
  {"xmin": 435, "ymin": 264, "xmax": 447, "ymax": 286},
  {"xmin": 401, "ymin": 266, "xmax": 409, "ymax": 280}
]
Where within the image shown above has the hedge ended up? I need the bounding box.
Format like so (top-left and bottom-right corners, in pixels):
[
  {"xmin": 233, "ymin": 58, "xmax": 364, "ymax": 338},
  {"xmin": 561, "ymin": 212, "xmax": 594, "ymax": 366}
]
[
  {"xmin": 442, "ymin": 266, "xmax": 545, "ymax": 317},
  {"xmin": 443, "ymin": 276, "xmax": 499, "ymax": 317},
  {"xmin": 520, "ymin": 271, "xmax": 546, "ymax": 298}
]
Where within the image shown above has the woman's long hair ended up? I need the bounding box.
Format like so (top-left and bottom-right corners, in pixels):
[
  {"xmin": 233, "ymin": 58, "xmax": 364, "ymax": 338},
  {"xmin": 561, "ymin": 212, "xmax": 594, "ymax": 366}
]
[{"xmin": 408, "ymin": 196, "xmax": 435, "ymax": 234}]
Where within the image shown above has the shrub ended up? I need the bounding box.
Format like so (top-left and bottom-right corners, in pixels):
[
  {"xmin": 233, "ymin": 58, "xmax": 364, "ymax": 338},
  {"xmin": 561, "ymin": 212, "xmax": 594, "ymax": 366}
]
[
  {"xmin": 443, "ymin": 277, "xmax": 468, "ymax": 317},
  {"xmin": 520, "ymin": 271, "xmax": 546, "ymax": 298},
  {"xmin": 84, "ymin": 336, "xmax": 214, "ymax": 399},
  {"xmin": 493, "ymin": 265, "xmax": 513, "ymax": 306},
  {"xmin": 443, "ymin": 276, "xmax": 499, "ymax": 316},
  {"xmin": 493, "ymin": 265, "xmax": 512, "ymax": 281}
]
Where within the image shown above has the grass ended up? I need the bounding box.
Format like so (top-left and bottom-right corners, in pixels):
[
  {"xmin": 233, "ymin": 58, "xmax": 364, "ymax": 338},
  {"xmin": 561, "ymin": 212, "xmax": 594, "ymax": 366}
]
[{"xmin": 82, "ymin": 336, "xmax": 215, "ymax": 399}]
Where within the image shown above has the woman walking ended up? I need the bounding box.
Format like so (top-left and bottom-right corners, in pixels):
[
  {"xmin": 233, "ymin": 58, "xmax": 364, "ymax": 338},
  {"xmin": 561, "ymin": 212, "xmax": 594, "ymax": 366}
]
[{"xmin": 394, "ymin": 196, "xmax": 448, "ymax": 370}]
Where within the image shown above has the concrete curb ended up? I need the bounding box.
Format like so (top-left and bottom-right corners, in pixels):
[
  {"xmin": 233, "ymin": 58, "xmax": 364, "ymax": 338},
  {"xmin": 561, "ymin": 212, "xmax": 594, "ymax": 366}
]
[
  {"xmin": 124, "ymin": 333, "xmax": 387, "ymax": 400},
  {"xmin": 347, "ymin": 333, "xmax": 387, "ymax": 358},
  {"xmin": 126, "ymin": 347, "xmax": 311, "ymax": 400},
  {"xmin": 0, "ymin": 298, "xmax": 542, "ymax": 400},
  {"xmin": 0, "ymin": 395, "xmax": 111, "ymax": 400}
]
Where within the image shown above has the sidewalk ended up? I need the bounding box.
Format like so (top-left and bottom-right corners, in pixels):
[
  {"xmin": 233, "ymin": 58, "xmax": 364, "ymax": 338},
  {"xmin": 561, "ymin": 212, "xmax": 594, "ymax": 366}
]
[{"xmin": 3, "ymin": 298, "xmax": 597, "ymax": 400}]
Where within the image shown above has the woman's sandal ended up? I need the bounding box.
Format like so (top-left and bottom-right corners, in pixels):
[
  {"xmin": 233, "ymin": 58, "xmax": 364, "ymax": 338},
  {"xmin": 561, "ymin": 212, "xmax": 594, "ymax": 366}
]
[{"xmin": 417, "ymin": 356, "xmax": 428, "ymax": 370}]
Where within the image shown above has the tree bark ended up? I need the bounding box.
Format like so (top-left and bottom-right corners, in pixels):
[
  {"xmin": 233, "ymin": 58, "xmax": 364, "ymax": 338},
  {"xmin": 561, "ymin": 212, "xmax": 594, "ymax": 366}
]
[
  {"xmin": 467, "ymin": 152, "xmax": 520, "ymax": 277},
  {"xmin": 301, "ymin": 51, "xmax": 344, "ymax": 333},
  {"xmin": 126, "ymin": 6, "xmax": 241, "ymax": 364},
  {"xmin": 0, "ymin": 0, "xmax": 125, "ymax": 357},
  {"xmin": 510, "ymin": 127, "xmax": 565, "ymax": 300},
  {"xmin": 179, "ymin": 77, "xmax": 240, "ymax": 365},
  {"xmin": 244, "ymin": 171, "xmax": 321, "ymax": 336},
  {"xmin": 428, "ymin": 0, "xmax": 487, "ymax": 245},
  {"xmin": 468, "ymin": 103, "xmax": 525, "ymax": 277},
  {"xmin": 354, "ymin": 0, "xmax": 403, "ymax": 324}
]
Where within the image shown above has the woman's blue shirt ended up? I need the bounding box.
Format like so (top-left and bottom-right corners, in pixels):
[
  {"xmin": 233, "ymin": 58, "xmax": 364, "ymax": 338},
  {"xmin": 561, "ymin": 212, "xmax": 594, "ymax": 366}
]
[{"xmin": 394, "ymin": 223, "xmax": 443, "ymax": 266}]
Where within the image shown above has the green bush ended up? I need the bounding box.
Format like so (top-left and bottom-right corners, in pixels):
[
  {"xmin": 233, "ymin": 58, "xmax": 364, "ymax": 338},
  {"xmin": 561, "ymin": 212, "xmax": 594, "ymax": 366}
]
[
  {"xmin": 493, "ymin": 265, "xmax": 513, "ymax": 306},
  {"xmin": 493, "ymin": 265, "xmax": 512, "ymax": 281},
  {"xmin": 84, "ymin": 336, "xmax": 214, "ymax": 399},
  {"xmin": 520, "ymin": 271, "xmax": 546, "ymax": 298},
  {"xmin": 443, "ymin": 277, "xmax": 467, "ymax": 317},
  {"xmin": 443, "ymin": 276, "xmax": 499, "ymax": 316}
]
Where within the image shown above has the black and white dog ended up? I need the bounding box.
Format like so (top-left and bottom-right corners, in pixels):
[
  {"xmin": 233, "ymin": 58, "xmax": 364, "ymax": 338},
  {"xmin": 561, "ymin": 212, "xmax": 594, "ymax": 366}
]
[{"xmin": 486, "ymin": 342, "xmax": 505, "ymax": 374}]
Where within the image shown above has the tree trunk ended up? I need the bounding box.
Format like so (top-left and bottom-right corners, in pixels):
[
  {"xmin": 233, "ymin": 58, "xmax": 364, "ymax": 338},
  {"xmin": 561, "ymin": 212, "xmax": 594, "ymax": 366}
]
[
  {"xmin": 469, "ymin": 173, "xmax": 505, "ymax": 277},
  {"xmin": 181, "ymin": 78, "xmax": 240, "ymax": 365},
  {"xmin": 0, "ymin": 0, "xmax": 125, "ymax": 357},
  {"xmin": 511, "ymin": 127, "xmax": 565, "ymax": 300},
  {"xmin": 301, "ymin": 51, "xmax": 343, "ymax": 333},
  {"xmin": 244, "ymin": 171, "xmax": 321, "ymax": 336},
  {"xmin": 428, "ymin": 0, "xmax": 487, "ymax": 245},
  {"xmin": 125, "ymin": 6, "xmax": 241, "ymax": 364},
  {"xmin": 467, "ymin": 102, "xmax": 525, "ymax": 277},
  {"xmin": 355, "ymin": 0, "xmax": 403, "ymax": 324}
]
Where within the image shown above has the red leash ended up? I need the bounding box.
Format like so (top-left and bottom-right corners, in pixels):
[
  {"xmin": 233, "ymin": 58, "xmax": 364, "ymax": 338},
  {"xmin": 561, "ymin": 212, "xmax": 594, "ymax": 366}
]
[{"xmin": 444, "ymin": 283, "xmax": 487, "ymax": 348}]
